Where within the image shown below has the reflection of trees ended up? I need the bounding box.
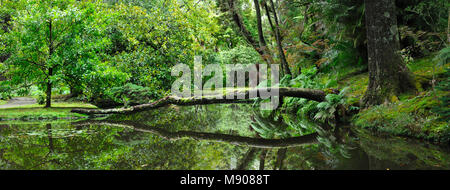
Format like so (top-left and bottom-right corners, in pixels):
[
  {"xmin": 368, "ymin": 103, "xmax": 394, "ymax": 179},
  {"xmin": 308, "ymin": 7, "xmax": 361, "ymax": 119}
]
[
  {"xmin": 72, "ymin": 120, "xmax": 319, "ymax": 149},
  {"xmin": 259, "ymin": 149, "xmax": 268, "ymax": 170},
  {"xmin": 0, "ymin": 123, "xmax": 201, "ymax": 169},
  {"xmin": 248, "ymin": 110, "xmax": 357, "ymax": 170},
  {"xmin": 236, "ymin": 148, "xmax": 259, "ymax": 170},
  {"xmin": 275, "ymin": 148, "xmax": 287, "ymax": 170},
  {"xmin": 356, "ymin": 129, "xmax": 450, "ymax": 170},
  {"xmin": 0, "ymin": 123, "xmax": 122, "ymax": 169}
]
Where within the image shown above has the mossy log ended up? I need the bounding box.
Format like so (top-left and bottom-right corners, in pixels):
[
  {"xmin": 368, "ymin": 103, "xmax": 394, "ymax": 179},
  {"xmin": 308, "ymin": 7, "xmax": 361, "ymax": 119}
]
[
  {"xmin": 72, "ymin": 87, "xmax": 333, "ymax": 115},
  {"xmin": 72, "ymin": 120, "xmax": 319, "ymax": 148}
]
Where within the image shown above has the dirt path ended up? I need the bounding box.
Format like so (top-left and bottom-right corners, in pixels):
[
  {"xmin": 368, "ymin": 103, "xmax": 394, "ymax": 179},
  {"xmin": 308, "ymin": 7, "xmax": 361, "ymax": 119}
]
[{"xmin": 0, "ymin": 97, "xmax": 36, "ymax": 109}]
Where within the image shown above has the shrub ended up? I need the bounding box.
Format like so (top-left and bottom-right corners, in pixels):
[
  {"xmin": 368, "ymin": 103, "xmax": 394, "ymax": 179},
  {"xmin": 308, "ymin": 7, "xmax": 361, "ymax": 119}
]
[
  {"xmin": 0, "ymin": 84, "xmax": 12, "ymax": 100},
  {"xmin": 107, "ymin": 83, "xmax": 158, "ymax": 107}
]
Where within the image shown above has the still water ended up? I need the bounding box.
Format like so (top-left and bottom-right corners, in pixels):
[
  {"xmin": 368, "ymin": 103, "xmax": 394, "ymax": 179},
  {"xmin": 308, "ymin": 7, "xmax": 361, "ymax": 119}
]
[{"xmin": 1, "ymin": 104, "xmax": 449, "ymax": 170}]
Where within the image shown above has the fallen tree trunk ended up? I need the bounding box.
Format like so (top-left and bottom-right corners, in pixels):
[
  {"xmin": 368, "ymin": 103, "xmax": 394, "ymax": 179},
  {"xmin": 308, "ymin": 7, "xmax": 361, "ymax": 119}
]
[
  {"xmin": 72, "ymin": 87, "xmax": 332, "ymax": 115},
  {"xmin": 72, "ymin": 120, "xmax": 319, "ymax": 148}
]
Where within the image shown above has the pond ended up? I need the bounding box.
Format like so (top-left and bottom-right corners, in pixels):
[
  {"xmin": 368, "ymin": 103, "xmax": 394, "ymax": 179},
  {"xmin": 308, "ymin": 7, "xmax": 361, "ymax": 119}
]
[{"xmin": 0, "ymin": 104, "xmax": 449, "ymax": 170}]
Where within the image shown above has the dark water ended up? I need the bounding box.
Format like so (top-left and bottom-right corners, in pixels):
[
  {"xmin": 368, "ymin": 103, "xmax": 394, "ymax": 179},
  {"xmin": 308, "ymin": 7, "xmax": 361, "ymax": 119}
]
[{"xmin": 0, "ymin": 104, "xmax": 449, "ymax": 170}]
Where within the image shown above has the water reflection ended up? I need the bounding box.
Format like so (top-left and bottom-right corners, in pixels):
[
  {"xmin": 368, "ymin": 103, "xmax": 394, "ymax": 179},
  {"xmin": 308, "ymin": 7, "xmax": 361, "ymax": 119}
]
[{"xmin": 0, "ymin": 104, "xmax": 449, "ymax": 170}]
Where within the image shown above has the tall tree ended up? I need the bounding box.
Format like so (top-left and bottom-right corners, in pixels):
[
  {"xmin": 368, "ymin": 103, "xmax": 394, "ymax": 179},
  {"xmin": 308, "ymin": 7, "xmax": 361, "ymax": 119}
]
[
  {"xmin": 254, "ymin": 0, "xmax": 270, "ymax": 61},
  {"xmin": 5, "ymin": 0, "xmax": 102, "ymax": 107},
  {"xmin": 263, "ymin": 0, "xmax": 292, "ymax": 75},
  {"xmin": 447, "ymin": 7, "xmax": 450, "ymax": 43},
  {"xmin": 362, "ymin": 0, "xmax": 415, "ymax": 107}
]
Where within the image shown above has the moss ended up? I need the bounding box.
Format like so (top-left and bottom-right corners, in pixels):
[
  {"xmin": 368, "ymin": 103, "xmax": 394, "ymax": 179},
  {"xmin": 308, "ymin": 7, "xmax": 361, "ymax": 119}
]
[
  {"xmin": 353, "ymin": 91, "xmax": 449, "ymax": 143},
  {"xmin": 325, "ymin": 55, "xmax": 449, "ymax": 143},
  {"xmin": 390, "ymin": 95, "xmax": 399, "ymax": 103},
  {"xmin": 338, "ymin": 73, "xmax": 369, "ymax": 105},
  {"xmin": 408, "ymin": 55, "xmax": 446, "ymax": 76}
]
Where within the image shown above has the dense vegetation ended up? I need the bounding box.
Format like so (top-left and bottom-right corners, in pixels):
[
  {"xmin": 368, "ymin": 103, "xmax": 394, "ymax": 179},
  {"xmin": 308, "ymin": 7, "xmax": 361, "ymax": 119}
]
[{"xmin": 0, "ymin": 0, "xmax": 449, "ymax": 145}]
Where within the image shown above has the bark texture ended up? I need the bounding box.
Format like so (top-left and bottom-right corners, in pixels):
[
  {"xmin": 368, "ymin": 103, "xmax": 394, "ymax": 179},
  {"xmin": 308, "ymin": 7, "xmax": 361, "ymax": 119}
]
[{"xmin": 362, "ymin": 0, "xmax": 415, "ymax": 107}]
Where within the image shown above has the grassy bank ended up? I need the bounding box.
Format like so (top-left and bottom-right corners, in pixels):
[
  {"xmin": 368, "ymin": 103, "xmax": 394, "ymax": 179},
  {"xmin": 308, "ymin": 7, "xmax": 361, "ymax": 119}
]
[{"xmin": 0, "ymin": 102, "xmax": 95, "ymax": 121}]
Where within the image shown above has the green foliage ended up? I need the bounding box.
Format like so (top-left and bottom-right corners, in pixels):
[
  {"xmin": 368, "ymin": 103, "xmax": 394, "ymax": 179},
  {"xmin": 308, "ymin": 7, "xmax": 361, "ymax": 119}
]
[
  {"xmin": 0, "ymin": 82, "xmax": 12, "ymax": 100},
  {"xmin": 2, "ymin": 0, "xmax": 109, "ymax": 105},
  {"xmin": 83, "ymin": 62, "xmax": 129, "ymax": 106},
  {"xmin": 354, "ymin": 91, "xmax": 450, "ymax": 143},
  {"xmin": 0, "ymin": 102, "xmax": 94, "ymax": 120},
  {"xmin": 279, "ymin": 67, "xmax": 347, "ymax": 124},
  {"xmin": 249, "ymin": 112, "xmax": 292, "ymax": 139},
  {"xmin": 432, "ymin": 48, "xmax": 450, "ymax": 121},
  {"xmin": 399, "ymin": 26, "xmax": 447, "ymax": 57},
  {"xmin": 1, "ymin": 0, "xmax": 225, "ymax": 105},
  {"xmin": 314, "ymin": 92, "xmax": 346, "ymax": 123},
  {"xmin": 316, "ymin": 0, "xmax": 365, "ymax": 43},
  {"xmin": 217, "ymin": 45, "xmax": 262, "ymax": 65},
  {"xmin": 434, "ymin": 46, "xmax": 450, "ymax": 67},
  {"xmin": 400, "ymin": 0, "xmax": 449, "ymax": 33},
  {"xmin": 108, "ymin": 83, "xmax": 158, "ymax": 107},
  {"xmin": 320, "ymin": 41, "xmax": 366, "ymax": 75},
  {"xmin": 431, "ymin": 68, "xmax": 450, "ymax": 121},
  {"xmin": 37, "ymin": 93, "xmax": 45, "ymax": 105}
]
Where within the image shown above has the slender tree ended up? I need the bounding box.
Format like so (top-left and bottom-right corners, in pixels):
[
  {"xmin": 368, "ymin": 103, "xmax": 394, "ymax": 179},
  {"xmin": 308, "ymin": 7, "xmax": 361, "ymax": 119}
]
[
  {"xmin": 254, "ymin": 0, "xmax": 270, "ymax": 62},
  {"xmin": 222, "ymin": 0, "xmax": 273, "ymax": 65},
  {"xmin": 362, "ymin": 0, "xmax": 415, "ymax": 107},
  {"xmin": 262, "ymin": 0, "xmax": 292, "ymax": 75},
  {"xmin": 447, "ymin": 7, "xmax": 449, "ymax": 43}
]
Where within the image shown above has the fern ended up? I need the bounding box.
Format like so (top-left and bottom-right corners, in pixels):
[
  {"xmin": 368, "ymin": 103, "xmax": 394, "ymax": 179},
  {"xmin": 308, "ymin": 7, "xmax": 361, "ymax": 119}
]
[{"xmin": 434, "ymin": 46, "xmax": 450, "ymax": 67}]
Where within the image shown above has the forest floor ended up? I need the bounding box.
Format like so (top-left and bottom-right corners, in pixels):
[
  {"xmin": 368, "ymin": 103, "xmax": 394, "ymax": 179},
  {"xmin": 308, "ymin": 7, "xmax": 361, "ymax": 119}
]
[{"xmin": 338, "ymin": 56, "xmax": 449, "ymax": 144}]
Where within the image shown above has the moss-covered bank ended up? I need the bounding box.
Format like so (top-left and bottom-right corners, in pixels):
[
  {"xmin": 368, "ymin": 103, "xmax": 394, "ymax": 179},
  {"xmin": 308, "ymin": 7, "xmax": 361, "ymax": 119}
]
[{"xmin": 347, "ymin": 56, "xmax": 449, "ymax": 143}]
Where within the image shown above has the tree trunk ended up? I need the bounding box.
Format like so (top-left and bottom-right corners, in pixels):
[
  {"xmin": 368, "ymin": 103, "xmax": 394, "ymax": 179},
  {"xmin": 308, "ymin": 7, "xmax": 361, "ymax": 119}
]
[
  {"xmin": 259, "ymin": 149, "xmax": 268, "ymax": 170},
  {"xmin": 447, "ymin": 8, "xmax": 449, "ymax": 44},
  {"xmin": 226, "ymin": 0, "xmax": 272, "ymax": 65},
  {"xmin": 45, "ymin": 67, "xmax": 52, "ymax": 108},
  {"xmin": 269, "ymin": 0, "xmax": 291, "ymax": 76},
  {"xmin": 236, "ymin": 148, "xmax": 259, "ymax": 170},
  {"xmin": 71, "ymin": 87, "xmax": 334, "ymax": 115},
  {"xmin": 254, "ymin": 0, "xmax": 270, "ymax": 82},
  {"xmin": 254, "ymin": 0, "xmax": 267, "ymax": 49},
  {"xmin": 362, "ymin": 0, "xmax": 415, "ymax": 107},
  {"xmin": 45, "ymin": 18, "xmax": 53, "ymax": 108},
  {"xmin": 263, "ymin": 0, "xmax": 292, "ymax": 76},
  {"xmin": 46, "ymin": 123, "xmax": 54, "ymax": 153},
  {"xmin": 275, "ymin": 148, "xmax": 287, "ymax": 170}
]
